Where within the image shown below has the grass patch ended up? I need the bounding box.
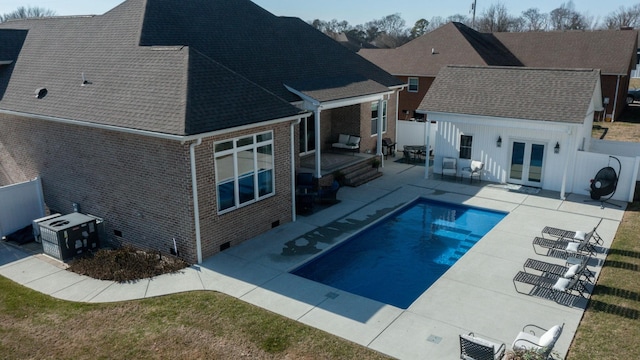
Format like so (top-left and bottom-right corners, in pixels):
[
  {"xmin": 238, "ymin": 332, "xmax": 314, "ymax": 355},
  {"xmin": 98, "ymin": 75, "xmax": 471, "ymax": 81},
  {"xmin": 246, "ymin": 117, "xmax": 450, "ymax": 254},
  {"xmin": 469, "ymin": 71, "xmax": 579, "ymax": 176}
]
[
  {"xmin": 0, "ymin": 277, "xmax": 391, "ymax": 359},
  {"xmin": 566, "ymin": 201, "xmax": 640, "ymax": 359}
]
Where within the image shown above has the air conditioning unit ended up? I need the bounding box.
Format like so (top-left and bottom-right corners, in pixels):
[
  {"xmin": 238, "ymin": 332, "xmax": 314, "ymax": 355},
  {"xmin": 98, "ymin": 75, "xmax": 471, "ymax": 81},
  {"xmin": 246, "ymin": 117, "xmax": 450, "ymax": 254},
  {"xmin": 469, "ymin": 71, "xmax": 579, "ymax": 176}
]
[
  {"xmin": 39, "ymin": 213, "xmax": 100, "ymax": 261},
  {"xmin": 32, "ymin": 213, "xmax": 62, "ymax": 243}
]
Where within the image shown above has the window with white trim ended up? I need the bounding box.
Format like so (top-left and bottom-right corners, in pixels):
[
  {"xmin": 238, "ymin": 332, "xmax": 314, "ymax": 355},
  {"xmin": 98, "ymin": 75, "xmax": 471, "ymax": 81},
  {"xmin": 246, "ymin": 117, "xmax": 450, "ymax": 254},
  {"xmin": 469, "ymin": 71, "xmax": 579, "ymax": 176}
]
[
  {"xmin": 215, "ymin": 132, "xmax": 274, "ymax": 213},
  {"xmin": 371, "ymin": 100, "xmax": 388, "ymax": 135},
  {"xmin": 408, "ymin": 77, "xmax": 419, "ymax": 92},
  {"xmin": 460, "ymin": 134, "xmax": 473, "ymax": 160}
]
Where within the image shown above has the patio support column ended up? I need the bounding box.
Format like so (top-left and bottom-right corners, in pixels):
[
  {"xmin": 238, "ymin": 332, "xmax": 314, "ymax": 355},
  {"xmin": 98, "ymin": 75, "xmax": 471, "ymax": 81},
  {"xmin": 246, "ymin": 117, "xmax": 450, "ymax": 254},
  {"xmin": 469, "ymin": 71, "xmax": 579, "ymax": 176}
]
[
  {"xmin": 376, "ymin": 99, "xmax": 383, "ymax": 166},
  {"xmin": 612, "ymin": 75, "xmax": 621, "ymax": 122},
  {"xmin": 314, "ymin": 107, "xmax": 322, "ymax": 178},
  {"xmin": 424, "ymin": 120, "xmax": 432, "ymax": 179}
]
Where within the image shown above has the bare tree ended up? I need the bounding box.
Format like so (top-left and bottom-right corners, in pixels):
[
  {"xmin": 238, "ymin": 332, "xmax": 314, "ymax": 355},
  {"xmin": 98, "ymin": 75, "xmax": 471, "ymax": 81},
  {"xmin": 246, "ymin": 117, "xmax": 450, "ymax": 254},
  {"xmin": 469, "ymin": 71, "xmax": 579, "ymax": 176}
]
[
  {"xmin": 476, "ymin": 3, "xmax": 515, "ymax": 32},
  {"xmin": 310, "ymin": 19, "xmax": 350, "ymax": 33},
  {"xmin": 603, "ymin": 5, "xmax": 640, "ymax": 29},
  {"xmin": 1, "ymin": 6, "xmax": 56, "ymax": 22},
  {"xmin": 521, "ymin": 8, "xmax": 548, "ymax": 31},
  {"xmin": 549, "ymin": 1, "xmax": 590, "ymax": 30}
]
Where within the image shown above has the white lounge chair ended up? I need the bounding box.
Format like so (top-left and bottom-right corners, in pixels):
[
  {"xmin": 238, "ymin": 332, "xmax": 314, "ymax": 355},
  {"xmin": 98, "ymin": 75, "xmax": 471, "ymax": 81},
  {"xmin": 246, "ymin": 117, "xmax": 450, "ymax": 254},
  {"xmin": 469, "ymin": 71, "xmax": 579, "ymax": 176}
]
[{"xmin": 511, "ymin": 323, "xmax": 563, "ymax": 359}]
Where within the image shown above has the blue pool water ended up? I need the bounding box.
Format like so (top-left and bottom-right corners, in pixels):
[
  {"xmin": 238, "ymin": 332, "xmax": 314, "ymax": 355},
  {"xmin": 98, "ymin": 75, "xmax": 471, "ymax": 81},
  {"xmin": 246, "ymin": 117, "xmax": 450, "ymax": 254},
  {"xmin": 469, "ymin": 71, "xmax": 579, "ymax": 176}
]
[{"xmin": 291, "ymin": 198, "xmax": 506, "ymax": 309}]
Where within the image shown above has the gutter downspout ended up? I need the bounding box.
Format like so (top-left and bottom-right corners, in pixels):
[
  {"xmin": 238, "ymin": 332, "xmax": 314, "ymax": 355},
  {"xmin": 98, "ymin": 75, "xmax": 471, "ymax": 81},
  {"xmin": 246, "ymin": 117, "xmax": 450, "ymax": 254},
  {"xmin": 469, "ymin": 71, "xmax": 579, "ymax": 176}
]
[
  {"xmin": 189, "ymin": 138, "xmax": 203, "ymax": 264},
  {"xmin": 314, "ymin": 107, "xmax": 322, "ymax": 178},
  {"xmin": 291, "ymin": 118, "xmax": 301, "ymax": 222}
]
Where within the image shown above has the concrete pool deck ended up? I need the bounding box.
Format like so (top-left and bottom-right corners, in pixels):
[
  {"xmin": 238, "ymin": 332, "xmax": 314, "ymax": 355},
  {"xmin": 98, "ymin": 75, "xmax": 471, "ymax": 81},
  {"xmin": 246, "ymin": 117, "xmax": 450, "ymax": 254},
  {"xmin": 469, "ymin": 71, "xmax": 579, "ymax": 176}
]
[{"xmin": 0, "ymin": 160, "xmax": 626, "ymax": 359}]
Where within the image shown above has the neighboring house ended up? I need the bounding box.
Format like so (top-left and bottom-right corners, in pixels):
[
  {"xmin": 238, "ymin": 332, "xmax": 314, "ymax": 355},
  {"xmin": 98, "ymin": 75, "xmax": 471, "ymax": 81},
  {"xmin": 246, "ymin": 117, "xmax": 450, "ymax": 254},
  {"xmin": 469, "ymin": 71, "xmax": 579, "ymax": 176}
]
[
  {"xmin": 0, "ymin": 0, "xmax": 403, "ymax": 264},
  {"xmin": 419, "ymin": 65, "xmax": 603, "ymax": 197},
  {"xmin": 326, "ymin": 31, "xmax": 378, "ymax": 52},
  {"xmin": 359, "ymin": 22, "xmax": 638, "ymax": 122}
]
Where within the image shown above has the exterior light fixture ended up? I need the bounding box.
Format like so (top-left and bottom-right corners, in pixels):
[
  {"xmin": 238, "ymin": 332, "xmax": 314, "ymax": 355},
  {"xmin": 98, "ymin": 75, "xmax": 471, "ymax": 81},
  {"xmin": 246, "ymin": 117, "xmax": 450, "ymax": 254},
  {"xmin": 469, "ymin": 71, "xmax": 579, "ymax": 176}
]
[
  {"xmin": 554, "ymin": 142, "xmax": 560, "ymax": 154},
  {"xmin": 496, "ymin": 136, "xmax": 502, "ymax": 147}
]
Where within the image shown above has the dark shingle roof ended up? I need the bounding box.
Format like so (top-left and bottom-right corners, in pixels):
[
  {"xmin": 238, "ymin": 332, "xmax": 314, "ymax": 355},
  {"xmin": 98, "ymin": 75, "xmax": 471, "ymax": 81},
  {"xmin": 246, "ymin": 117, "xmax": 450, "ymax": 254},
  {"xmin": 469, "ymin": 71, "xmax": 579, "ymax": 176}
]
[
  {"xmin": 0, "ymin": 0, "xmax": 401, "ymax": 136},
  {"xmin": 360, "ymin": 22, "xmax": 637, "ymax": 79},
  {"xmin": 419, "ymin": 66, "xmax": 601, "ymax": 123},
  {"xmin": 358, "ymin": 22, "xmax": 522, "ymax": 76},
  {"xmin": 494, "ymin": 30, "xmax": 638, "ymax": 75}
]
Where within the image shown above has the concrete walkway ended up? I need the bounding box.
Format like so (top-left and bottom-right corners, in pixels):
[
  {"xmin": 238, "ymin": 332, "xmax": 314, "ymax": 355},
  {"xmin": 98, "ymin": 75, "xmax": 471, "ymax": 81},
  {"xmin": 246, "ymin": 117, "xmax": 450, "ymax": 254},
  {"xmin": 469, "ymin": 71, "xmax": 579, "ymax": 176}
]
[{"xmin": 0, "ymin": 160, "xmax": 626, "ymax": 359}]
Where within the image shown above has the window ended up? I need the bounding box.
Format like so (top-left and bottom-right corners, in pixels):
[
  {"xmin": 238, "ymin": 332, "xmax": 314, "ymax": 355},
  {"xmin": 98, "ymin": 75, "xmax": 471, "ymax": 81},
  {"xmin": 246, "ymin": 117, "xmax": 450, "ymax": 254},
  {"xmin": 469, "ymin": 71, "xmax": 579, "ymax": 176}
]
[
  {"xmin": 460, "ymin": 135, "xmax": 473, "ymax": 160},
  {"xmin": 214, "ymin": 132, "xmax": 274, "ymax": 213},
  {"xmin": 371, "ymin": 100, "xmax": 388, "ymax": 135},
  {"xmin": 408, "ymin": 77, "xmax": 419, "ymax": 92}
]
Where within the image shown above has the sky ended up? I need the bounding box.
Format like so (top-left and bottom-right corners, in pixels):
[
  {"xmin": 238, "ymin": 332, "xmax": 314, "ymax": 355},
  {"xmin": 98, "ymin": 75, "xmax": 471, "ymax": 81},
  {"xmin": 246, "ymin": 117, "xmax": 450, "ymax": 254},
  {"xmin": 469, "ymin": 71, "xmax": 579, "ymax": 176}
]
[{"xmin": 0, "ymin": 0, "xmax": 635, "ymax": 27}]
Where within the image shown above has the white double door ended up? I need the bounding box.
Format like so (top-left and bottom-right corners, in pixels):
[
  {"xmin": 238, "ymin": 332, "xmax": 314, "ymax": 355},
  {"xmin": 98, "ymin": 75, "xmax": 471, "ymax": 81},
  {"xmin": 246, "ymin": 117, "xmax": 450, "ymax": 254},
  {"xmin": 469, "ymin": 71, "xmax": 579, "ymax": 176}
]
[{"xmin": 509, "ymin": 141, "xmax": 545, "ymax": 187}]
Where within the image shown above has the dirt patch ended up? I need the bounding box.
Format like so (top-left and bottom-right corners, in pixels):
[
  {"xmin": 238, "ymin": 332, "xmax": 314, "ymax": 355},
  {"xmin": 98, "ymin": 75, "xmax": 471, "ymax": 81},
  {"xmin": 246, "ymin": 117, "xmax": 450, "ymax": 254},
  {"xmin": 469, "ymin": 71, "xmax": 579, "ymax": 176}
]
[{"xmin": 67, "ymin": 245, "xmax": 189, "ymax": 282}]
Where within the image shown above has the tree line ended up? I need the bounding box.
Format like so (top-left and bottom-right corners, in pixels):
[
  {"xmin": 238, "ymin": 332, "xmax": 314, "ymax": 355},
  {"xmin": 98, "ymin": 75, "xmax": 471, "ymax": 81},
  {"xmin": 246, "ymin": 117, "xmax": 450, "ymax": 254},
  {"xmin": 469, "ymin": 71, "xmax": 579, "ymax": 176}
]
[
  {"xmin": 2, "ymin": 2, "xmax": 640, "ymax": 49},
  {"xmin": 311, "ymin": 1, "xmax": 640, "ymax": 48},
  {"xmin": 1, "ymin": 6, "xmax": 55, "ymax": 23}
]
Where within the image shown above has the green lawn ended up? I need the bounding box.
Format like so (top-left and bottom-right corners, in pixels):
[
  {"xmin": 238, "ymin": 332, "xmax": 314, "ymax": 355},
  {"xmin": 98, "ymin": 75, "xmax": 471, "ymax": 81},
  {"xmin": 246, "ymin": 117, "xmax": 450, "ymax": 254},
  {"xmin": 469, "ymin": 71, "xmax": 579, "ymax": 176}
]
[{"xmin": 566, "ymin": 201, "xmax": 640, "ymax": 359}]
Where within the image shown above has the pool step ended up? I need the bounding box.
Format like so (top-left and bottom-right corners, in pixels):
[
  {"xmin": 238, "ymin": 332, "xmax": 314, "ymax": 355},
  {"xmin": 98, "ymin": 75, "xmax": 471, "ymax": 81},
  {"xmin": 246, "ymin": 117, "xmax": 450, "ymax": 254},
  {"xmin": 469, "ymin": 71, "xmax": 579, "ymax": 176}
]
[{"xmin": 442, "ymin": 236, "xmax": 484, "ymax": 264}]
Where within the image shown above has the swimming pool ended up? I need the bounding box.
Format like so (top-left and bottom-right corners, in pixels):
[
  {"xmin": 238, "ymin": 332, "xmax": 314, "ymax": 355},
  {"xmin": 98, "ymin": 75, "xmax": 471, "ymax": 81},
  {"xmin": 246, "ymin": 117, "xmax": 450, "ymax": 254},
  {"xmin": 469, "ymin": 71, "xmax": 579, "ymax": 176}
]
[{"xmin": 291, "ymin": 198, "xmax": 507, "ymax": 309}]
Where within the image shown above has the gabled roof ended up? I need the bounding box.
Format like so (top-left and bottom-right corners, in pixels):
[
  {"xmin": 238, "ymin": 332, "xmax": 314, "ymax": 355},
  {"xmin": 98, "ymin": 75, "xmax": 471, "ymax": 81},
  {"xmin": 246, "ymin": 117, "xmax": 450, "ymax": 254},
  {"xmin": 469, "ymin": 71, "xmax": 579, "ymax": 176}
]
[
  {"xmin": 360, "ymin": 22, "xmax": 638, "ymax": 78},
  {"xmin": 419, "ymin": 66, "xmax": 601, "ymax": 123},
  {"xmin": 0, "ymin": 0, "xmax": 401, "ymax": 136},
  {"xmin": 494, "ymin": 30, "xmax": 638, "ymax": 75},
  {"xmin": 358, "ymin": 22, "xmax": 522, "ymax": 77}
]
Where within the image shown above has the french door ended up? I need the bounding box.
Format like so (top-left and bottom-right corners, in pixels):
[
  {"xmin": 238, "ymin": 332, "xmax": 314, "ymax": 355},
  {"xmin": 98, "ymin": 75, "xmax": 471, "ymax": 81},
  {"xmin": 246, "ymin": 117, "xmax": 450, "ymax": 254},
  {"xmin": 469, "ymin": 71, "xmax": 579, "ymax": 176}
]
[
  {"xmin": 509, "ymin": 141, "xmax": 545, "ymax": 186},
  {"xmin": 299, "ymin": 115, "xmax": 316, "ymax": 155}
]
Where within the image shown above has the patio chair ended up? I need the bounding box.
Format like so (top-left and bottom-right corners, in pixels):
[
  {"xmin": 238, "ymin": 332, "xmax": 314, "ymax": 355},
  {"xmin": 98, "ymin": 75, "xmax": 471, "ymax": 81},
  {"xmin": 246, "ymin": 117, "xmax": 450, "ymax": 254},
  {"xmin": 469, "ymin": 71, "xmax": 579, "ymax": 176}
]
[
  {"xmin": 459, "ymin": 333, "xmax": 505, "ymax": 360},
  {"xmin": 317, "ymin": 180, "xmax": 340, "ymax": 204},
  {"xmin": 532, "ymin": 230, "xmax": 598, "ymax": 257},
  {"xmin": 461, "ymin": 160, "xmax": 484, "ymax": 183},
  {"xmin": 296, "ymin": 172, "xmax": 316, "ymax": 192},
  {"xmin": 513, "ymin": 270, "xmax": 589, "ymax": 303},
  {"xmin": 511, "ymin": 323, "xmax": 563, "ymax": 360},
  {"xmin": 541, "ymin": 218, "xmax": 603, "ymax": 245},
  {"xmin": 523, "ymin": 257, "xmax": 595, "ymax": 284},
  {"xmin": 442, "ymin": 157, "xmax": 457, "ymax": 179},
  {"xmin": 403, "ymin": 149, "xmax": 413, "ymax": 163}
]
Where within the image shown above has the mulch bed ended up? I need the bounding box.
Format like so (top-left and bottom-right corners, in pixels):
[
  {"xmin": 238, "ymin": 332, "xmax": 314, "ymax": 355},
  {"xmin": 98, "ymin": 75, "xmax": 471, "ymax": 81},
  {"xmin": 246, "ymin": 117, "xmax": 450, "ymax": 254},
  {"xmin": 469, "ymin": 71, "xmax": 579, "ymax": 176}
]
[{"xmin": 67, "ymin": 245, "xmax": 189, "ymax": 283}]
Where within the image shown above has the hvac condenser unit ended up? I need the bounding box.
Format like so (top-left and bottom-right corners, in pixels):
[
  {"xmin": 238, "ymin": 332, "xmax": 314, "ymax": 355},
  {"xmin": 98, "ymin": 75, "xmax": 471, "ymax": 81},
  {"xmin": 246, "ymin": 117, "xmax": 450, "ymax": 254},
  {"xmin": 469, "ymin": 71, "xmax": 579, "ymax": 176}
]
[
  {"xmin": 32, "ymin": 213, "xmax": 62, "ymax": 243},
  {"xmin": 39, "ymin": 213, "xmax": 100, "ymax": 261}
]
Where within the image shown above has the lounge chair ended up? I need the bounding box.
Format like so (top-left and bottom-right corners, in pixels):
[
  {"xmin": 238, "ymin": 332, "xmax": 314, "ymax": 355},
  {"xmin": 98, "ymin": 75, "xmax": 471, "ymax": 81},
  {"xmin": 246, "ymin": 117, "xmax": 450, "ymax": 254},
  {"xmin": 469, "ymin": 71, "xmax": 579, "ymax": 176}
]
[
  {"xmin": 461, "ymin": 160, "xmax": 484, "ymax": 183},
  {"xmin": 511, "ymin": 323, "xmax": 563, "ymax": 360},
  {"xmin": 532, "ymin": 230, "xmax": 598, "ymax": 257},
  {"xmin": 459, "ymin": 333, "xmax": 505, "ymax": 360},
  {"xmin": 442, "ymin": 157, "xmax": 457, "ymax": 179},
  {"xmin": 513, "ymin": 270, "xmax": 589, "ymax": 303},
  {"xmin": 541, "ymin": 218, "xmax": 603, "ymax": 245},
  {"xmin": 523, "ymin": 257, "xmax": 595, "ymax": 284}
]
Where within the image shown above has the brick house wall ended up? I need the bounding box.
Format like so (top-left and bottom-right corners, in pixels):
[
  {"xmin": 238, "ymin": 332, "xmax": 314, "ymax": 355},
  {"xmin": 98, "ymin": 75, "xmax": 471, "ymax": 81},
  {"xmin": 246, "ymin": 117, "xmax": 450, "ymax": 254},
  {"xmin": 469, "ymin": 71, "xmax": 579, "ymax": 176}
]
[
  {"xmin": 196, "ymin": 121, "xmax": 294, "ymax": 259},
  {"xmin": 0, "ymin": 113, "xmax": 299, "ymax": 263},
  {"xmin": 395, "ymin": 75, "xmax": 434, "ymax": 121},
  {"xmin": 0, "ymin": 113, "xmax": 197, "ymax": 261}
]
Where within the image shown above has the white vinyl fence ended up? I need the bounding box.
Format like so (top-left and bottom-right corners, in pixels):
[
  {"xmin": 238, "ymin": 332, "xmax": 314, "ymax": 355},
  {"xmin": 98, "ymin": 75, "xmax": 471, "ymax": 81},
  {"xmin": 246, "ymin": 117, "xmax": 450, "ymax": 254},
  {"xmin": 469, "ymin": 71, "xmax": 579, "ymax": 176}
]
[
  {"xmin": 0, "ymin": 178, "xmax": 46, "ymax": 237},
  {"xmin": 396, "ymin": 120, "xmax": 437, "ymax": 151}
]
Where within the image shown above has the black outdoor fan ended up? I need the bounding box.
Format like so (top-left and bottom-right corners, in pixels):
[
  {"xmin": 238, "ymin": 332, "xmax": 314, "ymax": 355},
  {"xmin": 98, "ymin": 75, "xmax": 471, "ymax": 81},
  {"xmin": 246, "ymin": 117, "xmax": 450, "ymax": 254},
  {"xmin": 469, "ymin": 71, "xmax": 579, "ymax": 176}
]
[{"xmin": 587, "ymin": 156, "xmax": 621, "ymax": 208}]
